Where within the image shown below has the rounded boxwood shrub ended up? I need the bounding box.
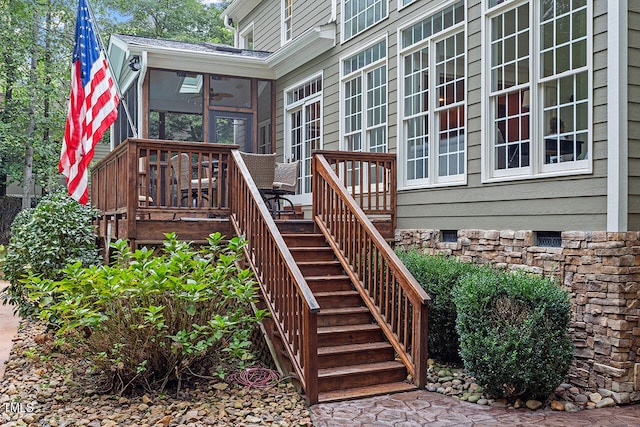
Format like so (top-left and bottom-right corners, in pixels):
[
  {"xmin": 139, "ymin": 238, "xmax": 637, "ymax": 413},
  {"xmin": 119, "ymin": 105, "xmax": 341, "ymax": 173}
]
[
  {"xmin": 396, "ymin": 250, "xmax": 478, "ymax": 365},
  {"xmin": 2, "ymin": 192, "xmax": 101, "ymax": 317},
  {"xmin": 453, "ymin": 267, "xmax": 574, "ymax": 401}
]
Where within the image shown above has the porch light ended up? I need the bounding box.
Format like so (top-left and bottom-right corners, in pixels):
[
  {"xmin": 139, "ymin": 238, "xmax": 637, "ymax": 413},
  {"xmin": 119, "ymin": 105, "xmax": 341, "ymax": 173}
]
[{"xmin": 129, "ymin": 55, "xmax": 141, "ymax": 72}]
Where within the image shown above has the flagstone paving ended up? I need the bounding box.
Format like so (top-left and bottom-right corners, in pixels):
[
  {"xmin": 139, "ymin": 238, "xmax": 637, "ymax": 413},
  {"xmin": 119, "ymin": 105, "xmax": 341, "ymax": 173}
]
[{"xmin": 310, "ymin": 390, "xmax": 640, "ymax": 426}]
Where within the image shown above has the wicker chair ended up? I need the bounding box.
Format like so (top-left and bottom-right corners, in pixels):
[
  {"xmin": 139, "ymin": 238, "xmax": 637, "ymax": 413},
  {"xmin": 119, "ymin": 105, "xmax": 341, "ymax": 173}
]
[
  {"xmin": 263, "ymin": 161, "xmax": 300, "ymax": 218},
  {"xmin": 239, "ymin": 152, "xmax": 276, "ymax": 196},
  {"xmin": 170, "ymin": 153, "xmax": 217, "ymax": 208}
]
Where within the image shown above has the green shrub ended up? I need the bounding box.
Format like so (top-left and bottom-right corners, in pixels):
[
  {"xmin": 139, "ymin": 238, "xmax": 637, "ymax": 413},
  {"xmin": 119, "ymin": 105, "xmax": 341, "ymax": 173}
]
[
  {"xmin": 453, "ymin": 267, "xmax": 573, "ymax": 401},
  {"xmin": 28, "ymin": 232, "xmax": 267, "ymax": 394},
  {"xmin": 2, "ymin": 192, "xmax": 100, "ymax": 317},
  {"xmin": 396, "ymin": 250, "xmax": 478, "ymax": 365}
]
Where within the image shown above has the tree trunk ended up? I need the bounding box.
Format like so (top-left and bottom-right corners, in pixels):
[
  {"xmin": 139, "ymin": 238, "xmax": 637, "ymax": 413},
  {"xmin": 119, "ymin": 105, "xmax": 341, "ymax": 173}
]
[{"xmin": 22, "ymin": 9, "xmax": 39, "ymax": 210}]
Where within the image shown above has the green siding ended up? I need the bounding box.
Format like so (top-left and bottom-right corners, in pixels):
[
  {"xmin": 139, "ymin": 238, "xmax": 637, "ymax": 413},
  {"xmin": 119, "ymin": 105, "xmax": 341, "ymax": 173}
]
[{"xmin": 628, "ymin": 5, "xmax": 640, "ymax": 229}]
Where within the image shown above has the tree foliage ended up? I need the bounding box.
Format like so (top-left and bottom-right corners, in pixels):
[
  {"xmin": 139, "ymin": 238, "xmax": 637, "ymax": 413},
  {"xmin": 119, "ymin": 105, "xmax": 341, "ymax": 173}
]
[
  {"xmin": 0, "ymin": 0, "xmax": 232, "ymax": 204},
  {"xmin": 103, "ymin": 0, "xmax": 232, "ymax": 44}
]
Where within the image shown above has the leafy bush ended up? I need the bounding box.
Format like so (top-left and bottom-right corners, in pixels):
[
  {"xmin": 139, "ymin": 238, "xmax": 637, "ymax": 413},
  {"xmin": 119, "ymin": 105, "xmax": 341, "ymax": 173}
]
[
  {"xmin": 396, "ymin": 250, "xmax": 478, "ymax": 365},
  {"xmin": 453, "ymin": 267, "xmax": 573, "ymax": 401},
  {"xmin": 28, "ymin": 232, "xmax": 266, "ymax": 394},
  {"xmin": 2, "ymin": 192, "xmax": 100, "ymax": 316}
]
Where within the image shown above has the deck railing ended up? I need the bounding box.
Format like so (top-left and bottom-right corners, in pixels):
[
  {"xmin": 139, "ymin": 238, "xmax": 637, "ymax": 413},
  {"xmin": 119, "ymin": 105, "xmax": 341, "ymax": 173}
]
[
  {"xmin": 228, "ymin": 150, "xmax": 320, "ymax": 404},
  {"xmin": 313, "ymin": 150, "xmax": 397, "ymax": 231},
  {"xmin": 91, "ymin": 139, "xmax": 235, "ymax": 233},
  {"xmin": 312, "ymin": 151, "xmax": 429, "ymax": 387}
]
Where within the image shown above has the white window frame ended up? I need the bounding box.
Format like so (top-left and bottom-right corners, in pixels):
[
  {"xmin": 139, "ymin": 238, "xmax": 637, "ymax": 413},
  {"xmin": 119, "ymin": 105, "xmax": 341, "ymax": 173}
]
[
  {"xmin": 284, "ymin": 72, "xmax": 323, "ymax": 202},
  {"xmin": 282, "ymin": 0, "xmax": 293, "ymax": 45},
  {"xmin": 239, "ymin": 22, "xmax": 254, "ymax": 50},
  {"xmin": 482, "ymin": 0, "xmax": 592, "ymax": 183},
  {"xmin": 340, "ymin": 35, "xmax": 388, "ymax": 154},
  {"xmin": 397, "ymin": 3, "xmax": 467, "ymax": 189},
  {"xmin": 341, "ymin": 0, "xmax": 388, "ymax": 43}
]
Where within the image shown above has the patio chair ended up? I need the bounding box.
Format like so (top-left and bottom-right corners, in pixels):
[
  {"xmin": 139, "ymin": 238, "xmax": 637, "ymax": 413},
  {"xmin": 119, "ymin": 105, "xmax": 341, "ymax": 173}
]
[
  {"xmin": 239, "ymin": 152, "xmax": 276, "ymax": 198},
  {"xmin": 262, "ymin": 161, "xmax": 300, "ymax": 218},
  {"xmin": 170, "ymin": 153, "xmax": 217, "ymax": 208}
]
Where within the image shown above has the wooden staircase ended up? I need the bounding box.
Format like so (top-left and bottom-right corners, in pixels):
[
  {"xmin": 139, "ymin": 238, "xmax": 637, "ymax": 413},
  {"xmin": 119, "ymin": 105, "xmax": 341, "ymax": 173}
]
[{"xmin": 277, "ymin": 220, "xmax": 416, "ymax": 403}]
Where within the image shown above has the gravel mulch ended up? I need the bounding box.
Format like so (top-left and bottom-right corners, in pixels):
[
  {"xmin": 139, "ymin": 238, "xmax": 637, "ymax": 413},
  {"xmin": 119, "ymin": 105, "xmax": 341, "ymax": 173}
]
[{"xmin": 0, "ymin": 321, "xmax": 312, "ymax": 427}]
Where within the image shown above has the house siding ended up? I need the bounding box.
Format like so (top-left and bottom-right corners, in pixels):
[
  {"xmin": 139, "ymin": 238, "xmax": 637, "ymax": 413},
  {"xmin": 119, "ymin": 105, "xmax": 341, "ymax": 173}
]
[
  {"xmin": 244, "ymin": 0, "xmax": 332, "ymax": 52},
  {"xmin": 245, "ymin": 0, "xmax": 281, "ymax": 51},
  {"xmin": 628, "ymin": 4, "xmax": 640, "ymax": 229},
  {"xmin": 240, "ymin": 0, "xmax": 616, "ymax": 233}
]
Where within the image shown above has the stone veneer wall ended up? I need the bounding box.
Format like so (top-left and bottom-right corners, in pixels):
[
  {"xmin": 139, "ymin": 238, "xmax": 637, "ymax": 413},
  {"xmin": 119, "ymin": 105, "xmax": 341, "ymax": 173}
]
[{"xmin": 394, "ymin": 229, "xmax": 640, "ymax": 404}]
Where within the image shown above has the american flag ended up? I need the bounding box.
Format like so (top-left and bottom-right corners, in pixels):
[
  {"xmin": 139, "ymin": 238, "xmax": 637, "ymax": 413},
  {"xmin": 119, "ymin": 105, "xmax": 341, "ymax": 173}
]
[{"xmin": 59, "ymin": 0, "xmax": 118, "ymax": 204}]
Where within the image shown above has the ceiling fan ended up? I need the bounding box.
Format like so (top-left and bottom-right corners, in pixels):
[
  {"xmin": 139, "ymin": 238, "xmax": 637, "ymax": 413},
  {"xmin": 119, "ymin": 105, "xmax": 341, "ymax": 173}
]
[{"xmin": 210, "ymin": 91, "xmax": 234, "ymax": 101}]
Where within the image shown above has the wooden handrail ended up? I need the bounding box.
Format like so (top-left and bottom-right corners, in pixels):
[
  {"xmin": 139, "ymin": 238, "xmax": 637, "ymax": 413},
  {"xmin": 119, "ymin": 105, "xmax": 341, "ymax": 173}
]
[
  {"xmin": 228, "ymin": 150, "xmax": 320, "ymax": 404},
  {"xmin": 312, "ymin": 152, "xmax": 430, "ymax": 387}
]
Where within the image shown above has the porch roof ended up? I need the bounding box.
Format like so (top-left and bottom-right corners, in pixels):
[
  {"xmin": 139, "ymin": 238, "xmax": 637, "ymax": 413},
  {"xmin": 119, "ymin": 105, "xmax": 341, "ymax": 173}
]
[{"xmin": 108, "ymin": 26, "xmax": 336, "ymax": 88}]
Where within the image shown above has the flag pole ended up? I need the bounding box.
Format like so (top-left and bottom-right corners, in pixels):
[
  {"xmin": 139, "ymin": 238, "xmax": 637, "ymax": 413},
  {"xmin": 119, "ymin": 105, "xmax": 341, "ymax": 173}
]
[{"xmin": 84, "ymin": 0, "xmax": 138, "ymax": 138}]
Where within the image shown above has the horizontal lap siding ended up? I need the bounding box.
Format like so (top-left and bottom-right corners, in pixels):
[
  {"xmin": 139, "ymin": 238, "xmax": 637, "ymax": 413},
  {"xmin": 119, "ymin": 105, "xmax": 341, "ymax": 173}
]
[
  {"xmin": 246, "ymin": 1, "xmax": 281, "ymax": 52},
  {"xmin": 294, "ymin": 0, "xmax": 331, "ymax": 39},
  {"xmin": 628, "ymin": 4, "xmax": 640, "ymax": 229}
]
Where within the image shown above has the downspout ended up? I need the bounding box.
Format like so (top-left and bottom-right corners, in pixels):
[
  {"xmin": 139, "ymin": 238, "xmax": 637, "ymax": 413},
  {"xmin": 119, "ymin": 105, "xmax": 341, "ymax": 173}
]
[
  {"xmin": 224, "ymin": 15, "xmax": 238, "ymax": 48},
  {"xmin": 329, "ymin": 0, "xmax": 336, "ymax": 23}
]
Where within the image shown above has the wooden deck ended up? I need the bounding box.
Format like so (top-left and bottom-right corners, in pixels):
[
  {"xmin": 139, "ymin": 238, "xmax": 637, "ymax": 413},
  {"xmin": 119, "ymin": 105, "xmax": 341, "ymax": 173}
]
[{"xmin": 90, "ymin": 139, "xmax": 429, "ymax": 404}]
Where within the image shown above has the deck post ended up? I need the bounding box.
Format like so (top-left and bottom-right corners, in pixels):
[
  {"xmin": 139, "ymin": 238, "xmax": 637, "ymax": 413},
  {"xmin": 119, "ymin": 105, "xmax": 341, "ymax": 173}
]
[
  {"xmin": 303, "ymin": 309, "xmax": 318, "ymax": 405},
  {"xmin": 413, "ymin": 302, "xmax": 429, "ymax": 387}
]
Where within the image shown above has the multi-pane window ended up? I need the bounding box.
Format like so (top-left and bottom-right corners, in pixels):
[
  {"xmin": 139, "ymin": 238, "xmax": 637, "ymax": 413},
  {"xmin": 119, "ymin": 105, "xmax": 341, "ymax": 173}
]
[
  {"xmin": 283, "ymin": 0, "xmax": 292, "ymax": 44},
  {"xmin": 343, "ymin": 0, "xmax": 387, "ymax": 41},
  {"xmin": 342, "ymin": 40, "xmax": 387, "ymax": 154},
  {"xmin": 490, "ymin": 3, "xmax": 530, "ymax": 171},
  {"xmin": 400, "ymin": 2, "xmax": 465, "ymax": 186},
  {"xmin": 286, "ymin": 75, "xmax": 322, "ymax": 194},
  {"xmin": 486, "ymin": 0, "xmax": 590, "ymax": 178},
  {"xmin": 540, "ymin": 0, "xmax": 588, "ymax": 165}
]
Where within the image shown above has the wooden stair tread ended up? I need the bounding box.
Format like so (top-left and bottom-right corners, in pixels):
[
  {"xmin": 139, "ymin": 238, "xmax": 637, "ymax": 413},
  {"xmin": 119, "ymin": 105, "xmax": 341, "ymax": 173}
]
[
  {"xmin": 306, "ymin": 275, "xmax": 350, "ymax": 281},
  {"xmin": 317, "ymin": 382, "xmax": 417, "ymax": 403},
  {"xmin": 318, "ymin": 361, "xmax": 406, "ymax": 377},
  {"xmin": 297, "ymin": 260, "xmax": 341, "ymax": 266},
  {"xmin": 317, "ymin": 341, "xmax": 393, "ymax": 355},
  {"xmin": 319, "ymin": 306, "xmax": 370, "ymax": 316},
  {"xmin": 314, "ymin": 290, "xmax": 359, "ymax": 297},
  {"xmin": 289, "ymin": 246, "xmax": 333, "ymax": 251},
  {"xmin": 318, "ymin": 323, "xmax": 380, "ymax": 334}
]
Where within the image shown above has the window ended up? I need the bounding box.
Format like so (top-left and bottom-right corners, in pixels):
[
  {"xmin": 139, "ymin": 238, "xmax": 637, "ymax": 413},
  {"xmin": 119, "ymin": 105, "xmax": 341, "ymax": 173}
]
[
  {"xmin": 342, "ymin": 39, "xmax": 387, "ymax": 154},
  {"xmin": 485, "ymin": 0, "xmax": 590, "ymax": 180},
  {"xmin": 282, "ymin": 0, "xmax": 292, "ymax": 44},
  {"xmin": 240, "ymin": 24, "xmax": 254, "ymax": 50},
  {"xmin": 400, "ymin": 2, "xmax": 465, "ymax": 187},
  {"xmin": 343, "ymin": 0, "xmax": 387, "ymax": 41},
  {"xmin": 285, "ymin": 75, "xmax": 322, "ymax": 194}
]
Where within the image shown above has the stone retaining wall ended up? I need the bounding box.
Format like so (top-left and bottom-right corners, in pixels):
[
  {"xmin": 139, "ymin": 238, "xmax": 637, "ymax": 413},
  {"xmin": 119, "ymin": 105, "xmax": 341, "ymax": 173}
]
[{"xmin": 394, "ymin": 229, "xmax": 640, "ymax": 404}]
